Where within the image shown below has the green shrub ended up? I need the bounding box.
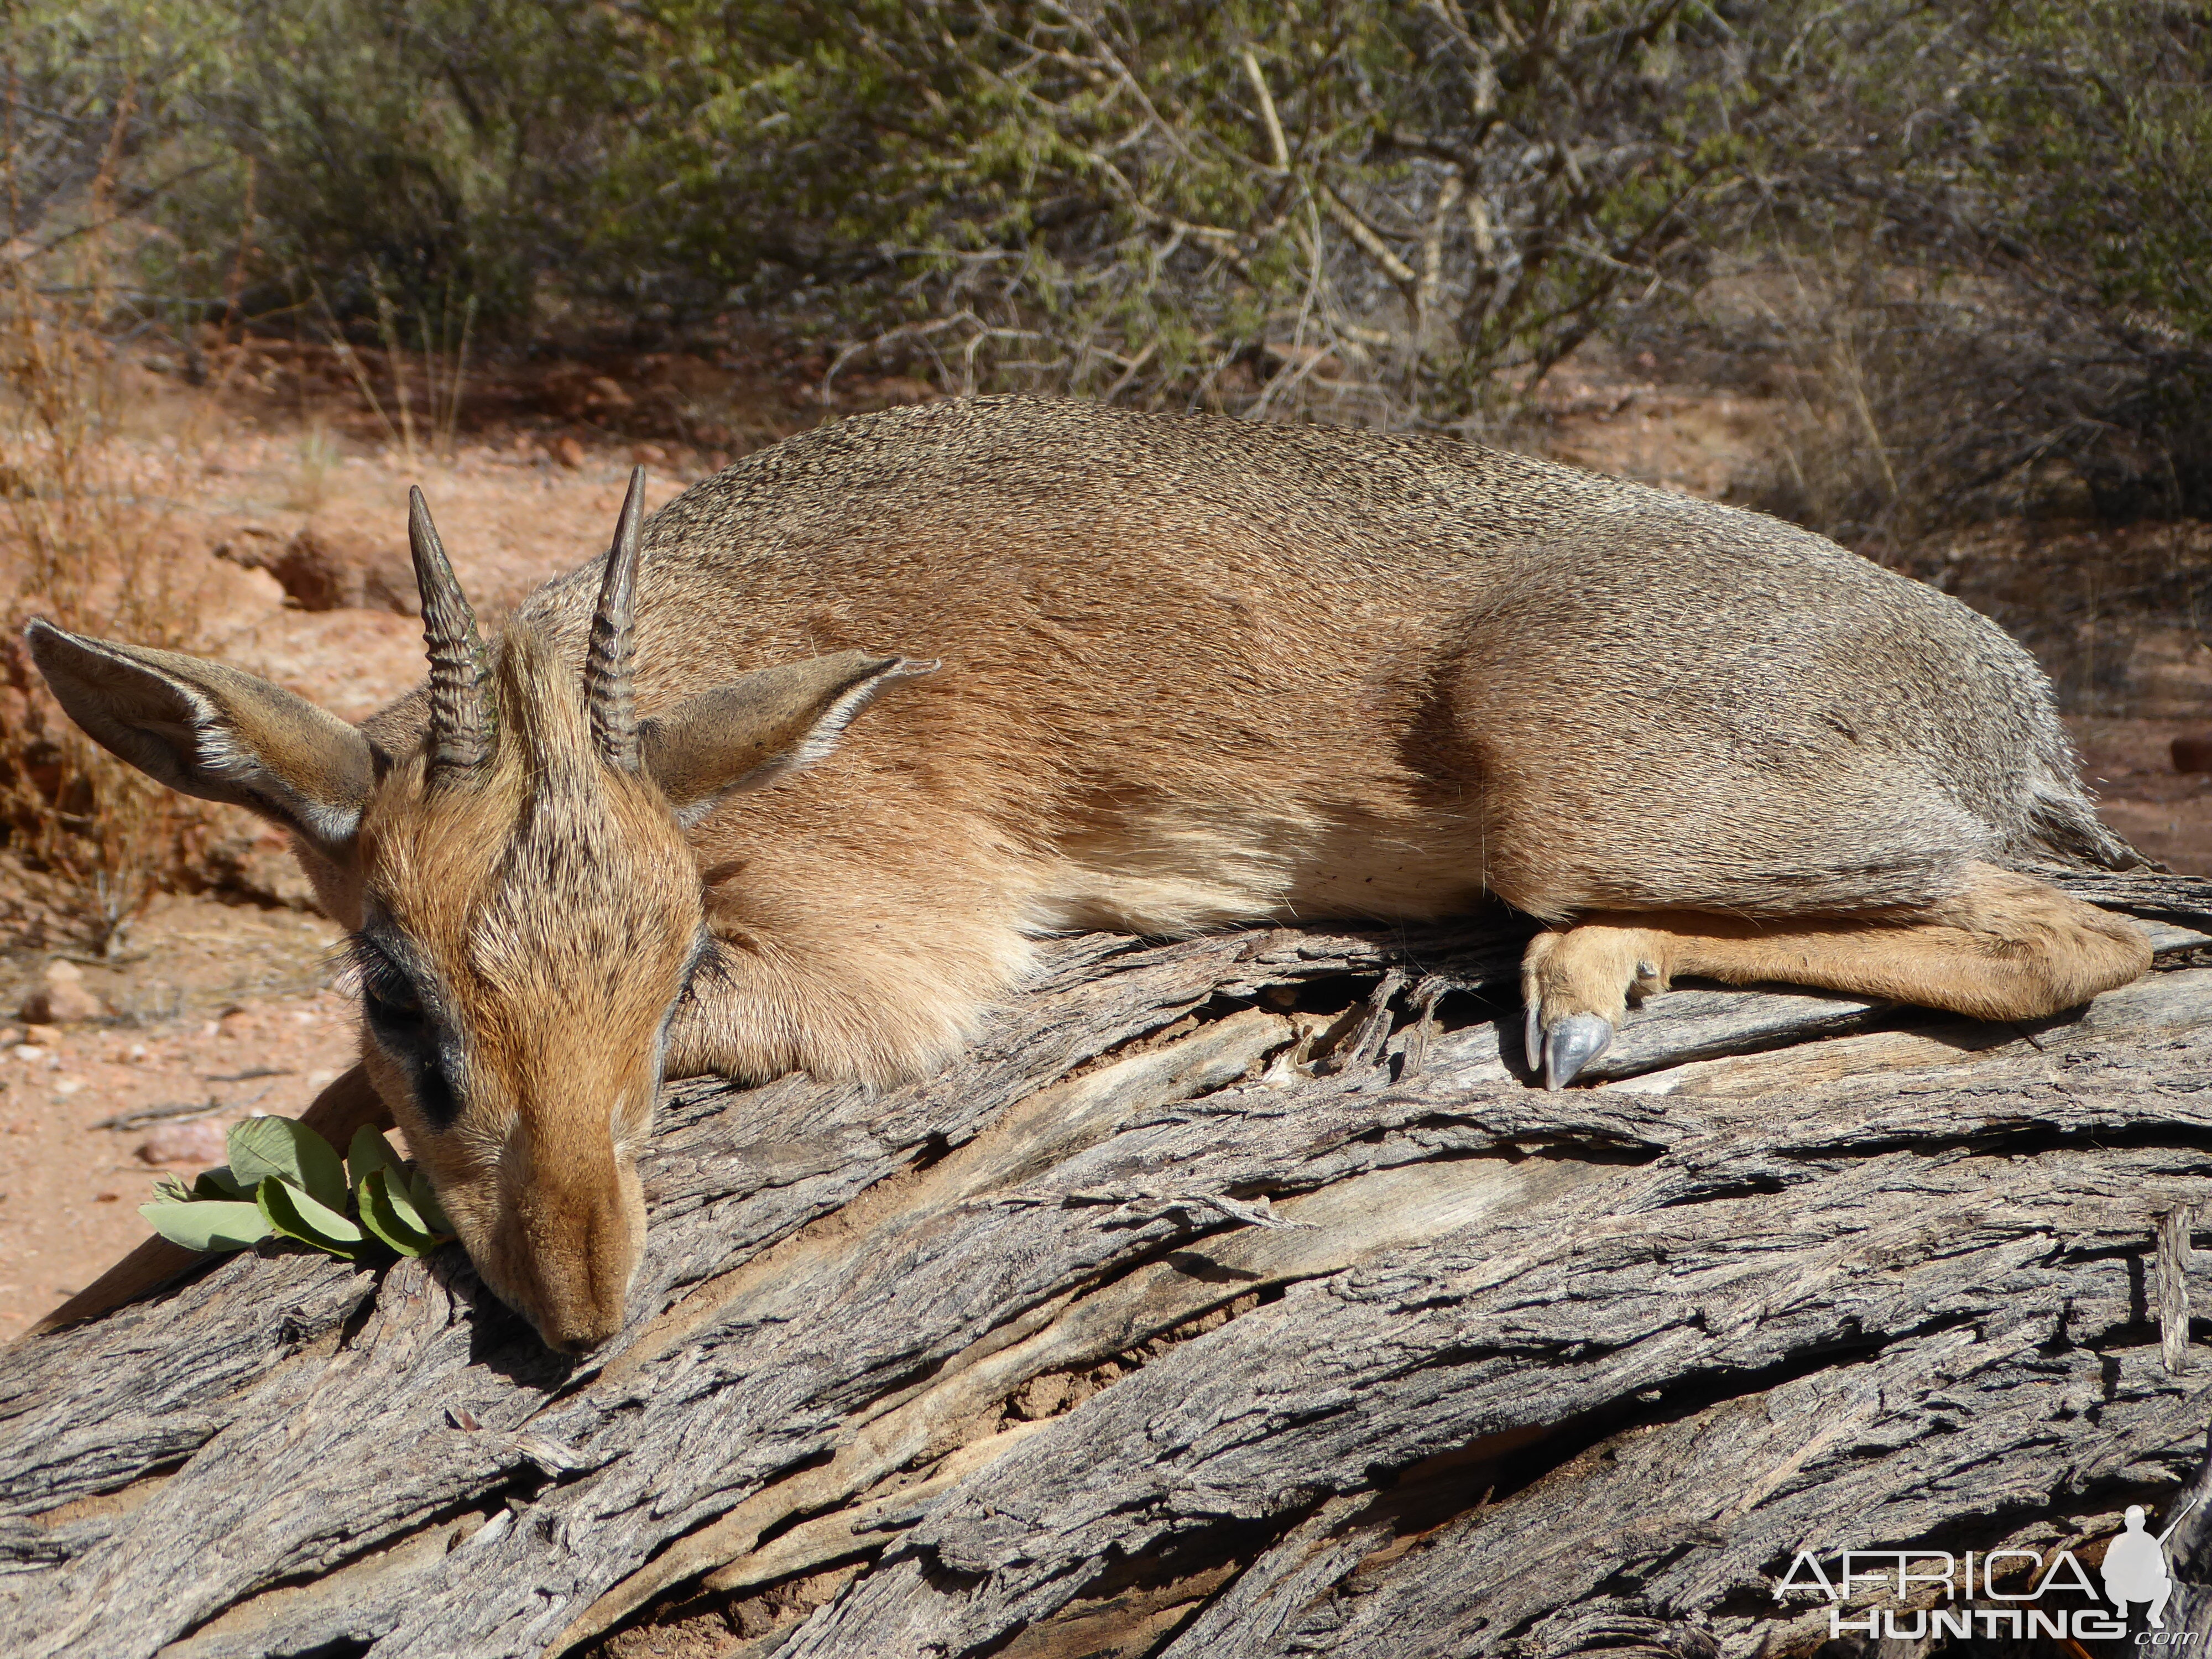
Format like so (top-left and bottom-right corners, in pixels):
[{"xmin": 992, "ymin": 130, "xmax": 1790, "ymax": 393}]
[
  {"xmin": 9, "ymin": 0, "xmax": 2208, "ymax": 502},
  {"xmin": 597, "ymin": 0, "xmax": 1773, "ymax": 422},
  {"xmin": 29, "ymin": 1, "xmax": 1786, "ymax": 418},
  {"xmin": 146, "ymin": 0, "xmax": 629, "ymax": 327},
  {"xmin": 1746, "ymin": 0, "xmax": 2212, "ymax": 525}
]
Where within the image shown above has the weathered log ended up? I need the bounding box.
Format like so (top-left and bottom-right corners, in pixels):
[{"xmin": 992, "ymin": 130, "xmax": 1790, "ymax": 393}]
[{"xmin": 4, "ymin": 880, "xmax": 2212, "ymax": 1658}]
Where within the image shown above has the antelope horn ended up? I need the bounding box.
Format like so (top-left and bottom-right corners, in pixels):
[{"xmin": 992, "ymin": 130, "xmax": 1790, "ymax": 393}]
[
  {"xmin": 408, "ymin": 487, "xmax": 493, "ymax": 778},
  {"xmin": 587, "ymin": 466, "xmax": 648, "ymax": 771}
]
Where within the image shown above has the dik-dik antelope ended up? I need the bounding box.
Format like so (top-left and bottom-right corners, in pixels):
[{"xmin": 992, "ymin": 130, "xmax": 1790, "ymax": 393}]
[{"xmin": 28, "ymin": 396, "xmax": 2150, "ymax": 1352}]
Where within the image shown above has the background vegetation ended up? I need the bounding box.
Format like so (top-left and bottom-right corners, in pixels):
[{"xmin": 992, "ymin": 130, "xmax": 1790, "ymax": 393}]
[{"xmin": 8, "ymin": 0, "xmax": 2206, "ymax": 520}]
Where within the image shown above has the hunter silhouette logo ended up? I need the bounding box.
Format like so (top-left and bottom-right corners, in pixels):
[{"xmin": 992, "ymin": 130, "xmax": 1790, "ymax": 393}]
[
  {"xmin": 2106, "ymin": 1499, "xmax": 2199, "ymax": 1628},
  {"xmin": 1776, "ymin": 1498, "xmax": 2200, "ymax": 1640}
]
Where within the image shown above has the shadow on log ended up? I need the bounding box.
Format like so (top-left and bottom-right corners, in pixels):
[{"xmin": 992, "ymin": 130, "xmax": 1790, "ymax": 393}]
[{"xmin": 7, "ymin": 875, "xmax": 2212, "ymax": 1658}]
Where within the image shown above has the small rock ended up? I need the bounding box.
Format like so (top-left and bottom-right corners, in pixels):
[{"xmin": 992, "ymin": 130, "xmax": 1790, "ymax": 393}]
[
  {"xmin": 1009, "ymin": 1373, "xmax": 1073, "ymax": 1421},
  {"xmin": 51, "ymin": 1076, "xmax": 83, "ymax": 1097},
  {"xmin": 199, "ymin": 823, "xmax": 321, "ymax": 909},
  {"xmin": 554, "ymin": 435, "xmax": 588, "ymax": 469},
  {"xmin": 2174, "ymin": 733, "xmax": 2212, "ymax": 774},
  {"xmin": 227, "ymin": 524, "xmax": 420, "ymax": 615},
  {"xmin": 11, "ymin": 1046, "xmax": 44, "ymax": 1064},
  {"xmin": 19, "ymin": 962, "xmax": 102, "ymax": 1024},
  {"xmin": 137, "ymin": 1120, "xmax": 231, "ymax": 1166},
  {"xmin": 22, "ymin": 1024, "xmax": 58, "ymax": 1045}
]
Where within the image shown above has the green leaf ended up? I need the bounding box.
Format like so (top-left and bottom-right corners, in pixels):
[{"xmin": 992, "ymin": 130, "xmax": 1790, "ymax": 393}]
[
  {"xmin": 257, "ymin": 1175, "xmax": 366, "ymax": 1259},
  {"xmin": 230, "ymin": 1118, "xmax": 348, "ymax": 1213},
  {"xmin": 408, "ymin": 1170, "xmax": 454, "ymax": 1237},
  {"xmin": 140, "ymin": 1199, "xmax": 272, "ymax": 1254},
  {"xmin": 356, "ymin": 1169, "xmax": 434, "ymax": 1256},
  {"xmin": 377, "ymin": 1167, "xmax": 436, "ymax": 1237},
  {"xmin": 192, "ymin": 1164, "xmax": 247, "ymax": 1201},
  {"xmin": 347, "ymin": 1125, "xmax": 404, "ymax": 1196}
]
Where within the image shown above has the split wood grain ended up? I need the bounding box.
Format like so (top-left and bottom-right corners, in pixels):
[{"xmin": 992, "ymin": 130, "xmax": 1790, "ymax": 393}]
[{"xmin": 1, "ymin": 877, "xmax": 2209, "ymax": 1659}]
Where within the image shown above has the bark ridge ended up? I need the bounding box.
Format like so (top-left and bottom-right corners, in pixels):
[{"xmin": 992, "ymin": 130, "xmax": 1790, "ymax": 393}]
[{"xmin": 5, "ymin": 888, "xmax": 2212, "ymax": 1658}]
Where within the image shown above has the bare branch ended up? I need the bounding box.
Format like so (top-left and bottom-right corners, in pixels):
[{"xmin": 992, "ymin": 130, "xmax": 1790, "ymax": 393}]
[{"xmin": 1239, "ymin": 49, "xmax": 1290, "ymax": 172}]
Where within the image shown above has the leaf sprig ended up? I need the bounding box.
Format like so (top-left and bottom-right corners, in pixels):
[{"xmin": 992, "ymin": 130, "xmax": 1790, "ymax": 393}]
[{"xmin": 142, "ymin": 1119, "xmax": 455, "ymax": 1260}]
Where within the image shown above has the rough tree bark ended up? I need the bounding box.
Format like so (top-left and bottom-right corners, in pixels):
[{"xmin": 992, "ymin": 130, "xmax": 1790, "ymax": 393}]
[{"xmin": 4, "ymin": 873, "xmax": 2212, "ymax": 1659}]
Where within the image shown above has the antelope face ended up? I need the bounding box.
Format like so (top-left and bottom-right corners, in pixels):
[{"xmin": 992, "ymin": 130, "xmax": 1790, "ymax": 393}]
[
  {"xmin": 26, "ymin": 471, "xmax": 928, "ymax": 1353},
  {"xmin": 349, "ymin": 633, "xmax": 706, "ymax": 1353}
]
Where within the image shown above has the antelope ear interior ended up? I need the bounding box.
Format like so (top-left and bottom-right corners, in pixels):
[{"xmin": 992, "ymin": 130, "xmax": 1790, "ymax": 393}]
[
  {"xmin": 25, "ymin": 619, "xmax": 375, "ymax": 854},
  {"xmin": 638, "ymin": 652, "xmax": 935, "ymax": 830}
]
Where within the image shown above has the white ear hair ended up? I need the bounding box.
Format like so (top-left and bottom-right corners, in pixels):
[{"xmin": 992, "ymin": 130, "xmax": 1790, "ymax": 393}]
[
  {"xmin": 639, "ymin": 652, "xmax": 936, "ymax": 830},
  {"xmin": 25, "ymin": 619, "xmax": 377, "ymax": 854}
]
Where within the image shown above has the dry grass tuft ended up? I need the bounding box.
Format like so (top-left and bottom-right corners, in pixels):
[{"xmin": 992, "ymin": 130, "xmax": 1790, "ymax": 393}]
[
  {"xmin": 1721, "ymin": 253, "xmax": 1963, "ymax": 551},
  {"xmin": 0, "ymin": 237, "xmax": 218, "ymax": 956},
  {"xmin": 283, "ymin": 417, "xmax": 339, "ymax": 514},
  {"xmin": 1721, "ymin": 244, "xmax": 2210, "ymax": 554}
]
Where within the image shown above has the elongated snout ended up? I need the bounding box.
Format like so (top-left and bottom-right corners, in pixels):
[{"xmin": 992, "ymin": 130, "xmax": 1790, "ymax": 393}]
[{"xmin": 485, "ymin": 1140, "xmax": 648, "ymax": 1354}]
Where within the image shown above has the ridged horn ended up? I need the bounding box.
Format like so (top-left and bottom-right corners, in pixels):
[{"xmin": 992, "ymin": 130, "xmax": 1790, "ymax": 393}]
[
  {"xmin": 408, "ymin": 487, "xmax": 493, "ymax": 778},
  {"xmin": 587, "ymin": 466, "xmax": 648, "ymax": 771}
]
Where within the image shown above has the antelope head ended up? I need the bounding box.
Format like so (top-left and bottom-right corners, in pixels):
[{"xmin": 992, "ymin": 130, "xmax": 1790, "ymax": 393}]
[{"xmin": 27, "ymin": 472, "xmax": 925, "ymax": 1352}]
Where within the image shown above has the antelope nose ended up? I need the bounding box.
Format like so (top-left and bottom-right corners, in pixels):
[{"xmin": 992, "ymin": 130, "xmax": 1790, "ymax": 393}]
[
  {"xmin": 545, "ymin": 1318, "xmax": 618, "ymax": 1357},
  {"xmin": 508, "ymin": 1137, "xmax": 644, "ymax": 1355},
  {"xmin": 512, "ymin": 1238, "xmax": 635, "ymax": 1357},
  {"xmin": 534, "ymin": 1268, "xmax": 630, "ymax": 1355}
]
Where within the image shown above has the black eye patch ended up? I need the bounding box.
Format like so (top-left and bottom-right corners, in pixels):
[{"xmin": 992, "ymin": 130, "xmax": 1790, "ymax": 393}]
[
  {"xmin": 346, "ymin": 935, "xmax": 463, "ymax": 1130},
  {"xmin": 410, "ymin": 1052, "xmax": 461, "ymax": 1129}
]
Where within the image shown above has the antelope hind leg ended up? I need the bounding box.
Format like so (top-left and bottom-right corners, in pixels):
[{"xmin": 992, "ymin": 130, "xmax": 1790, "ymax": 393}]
[
  {"xmin": 1521, "ymin": 863, "xmax": 2152, "ymax": 1089},
  {"xmin": 1520, "ymin": 927, "xmax": 1663, "ymax": 1091}
]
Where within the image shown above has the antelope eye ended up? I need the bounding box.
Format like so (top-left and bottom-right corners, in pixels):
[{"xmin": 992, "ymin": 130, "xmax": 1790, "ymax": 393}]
[
  {"xmin": 361, "ymin": 958, "xmax": 425, "ymax": 1028},
  {"xmin": 350, "ymin": 937, "xmax": 462, "ymax": 1129},
  {"xmin": 350, "ymin": 936, "xmax": 430, "ymax": 1042},
  {"xmin": 678, "ymin": 935, "xmax": 722, "ymax": 1001}
]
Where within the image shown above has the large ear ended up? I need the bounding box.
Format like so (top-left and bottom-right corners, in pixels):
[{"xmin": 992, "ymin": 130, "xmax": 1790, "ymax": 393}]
[
  {"xmin": 639, "ymin": 650, "xmax": 935, "ymax": 829},
  {"xmin": 26, "ymin": 619, "xmax": 377, "ymax": 854}
]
